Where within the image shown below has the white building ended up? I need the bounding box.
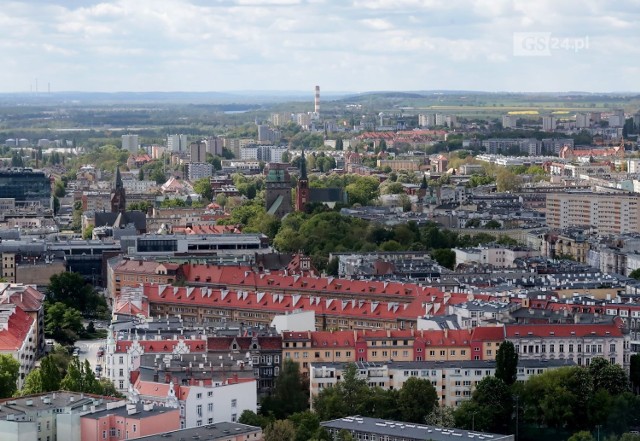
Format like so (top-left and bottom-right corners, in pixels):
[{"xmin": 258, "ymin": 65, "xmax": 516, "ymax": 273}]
[
  {"xmin": 310, "ymin": 359, "xmax": 573, "ymax": 408},
  {"xmin": 122, "ymin": 180, "xmax": 157, "ymax": 194},
  {"xmin": 271, "ymin": 310, "xmax": 316, "ymax": 333},
  {"xmin": 506, "ymin": 322, "xmax": 629, "ymax": 368},
  {"xmin": 542, "ymin": 116, "xmax": 556, "ymax": 132},
  {"xmin": 130, "ymin": 378, "xmax": 257, "ymax": 429},
  {"xmin": 418, "ymin": 114, "xmax": 435, "ymax": 128},
  {"xmin": 0, "ymin": 304, "xmax": 37, "ymax": 388},
  {"xmin": 576, "ymin": 113, "xmax": 590, "ymax": 129},
  {"xmin": 167, "ymin": 134, "xmax": 189, "ymax": 152},
  {"xmin": 453, "ymin": 246, "xmax": 540, "ymax": 268},
  {"xmin": 122, "ymin": 135, "xmax": 139, "ymax": 153},
  {"xmin": 187, "ymin": 163, "xmax": 213, "ymax": 181},
  {"xmin": 502, "ymin": 115, "xmax": 517, "ymax": 129},
  {"xmin": 0, "ymin": 392, "xmax": 125, "ymax": 441},
  {"xmin": 105, "ymin": 330, "xmax": 207, "ymax": 393}
]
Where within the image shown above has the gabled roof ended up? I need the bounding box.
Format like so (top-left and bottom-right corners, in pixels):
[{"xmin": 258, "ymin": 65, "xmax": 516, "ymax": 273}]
[
  {"xmin": 0, "ymin": 306, "xmax": 34, "ymax": 351},
  {"xmin": 505, "ymin": 322, "xmax": 623, "ymax": 338}
]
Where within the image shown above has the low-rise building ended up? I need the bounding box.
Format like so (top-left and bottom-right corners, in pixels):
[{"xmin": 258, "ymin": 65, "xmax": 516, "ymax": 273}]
[
  {"xmin": 322, "ymin": 416, "xmax": 513, "ymax": 441},
  {"xmin": 0, "ymin": 303, "xmax": 37, "ymax": 388},
  {"xmin": 132, "ymin": 422, "xmax": 262, "ymax": 441},
  {"xmin": 310, "ymin": 359, "xmax": 573, "ymax": 408},
  {"xmin": 80, "ymin": 402, "xmax": 180, "ymax": 441},
  {"xmin": 0, "ymin": 392, "xmax": 125, "ymax": 441}
]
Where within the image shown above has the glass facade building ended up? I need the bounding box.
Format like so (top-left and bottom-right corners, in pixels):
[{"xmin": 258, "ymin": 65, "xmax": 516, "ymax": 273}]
[{"xmin": 0, "ymin": 168, "xmax": 51, "ymax": 207}]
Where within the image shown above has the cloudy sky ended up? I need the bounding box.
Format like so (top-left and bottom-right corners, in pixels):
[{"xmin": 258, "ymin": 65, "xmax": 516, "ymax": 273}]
[{"xmin": 1, "ymin": 0, "xmax": 638, "ymax": 93}]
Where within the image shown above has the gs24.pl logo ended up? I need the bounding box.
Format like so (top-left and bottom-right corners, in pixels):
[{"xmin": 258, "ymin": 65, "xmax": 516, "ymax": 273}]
[{"xmin": 513, "ymin": 32, "xmax": 589, "ymax": 56}]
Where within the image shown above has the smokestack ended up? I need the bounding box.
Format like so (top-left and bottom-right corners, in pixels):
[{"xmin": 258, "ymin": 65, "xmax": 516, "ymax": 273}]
[{"xmin": 314, "ymin": 85, "xmax": 320, "ymax": 115}]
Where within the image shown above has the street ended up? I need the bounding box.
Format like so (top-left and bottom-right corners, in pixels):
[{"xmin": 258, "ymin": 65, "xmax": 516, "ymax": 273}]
[{"xmin": 74, "ymin": 339, "xmax": 107, "ymax": 376}]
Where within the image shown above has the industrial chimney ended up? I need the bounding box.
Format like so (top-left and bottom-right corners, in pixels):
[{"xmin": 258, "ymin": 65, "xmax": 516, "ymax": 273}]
[{"xmin": 314, "ymin": 85, "xmax": 320, "ymax": 116}]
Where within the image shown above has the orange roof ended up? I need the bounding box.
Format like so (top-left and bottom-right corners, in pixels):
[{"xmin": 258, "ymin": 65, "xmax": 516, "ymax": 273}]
[{"xmin": 0, "ymin": 306, "xmax": 34, "ymax": 351}]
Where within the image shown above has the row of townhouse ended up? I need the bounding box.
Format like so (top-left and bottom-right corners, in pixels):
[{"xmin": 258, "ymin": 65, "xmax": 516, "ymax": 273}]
[
  {"xmin": 310, "ymin": 359, "xmax": 575, "ymax": 408},
  {"xmin": 131, "ymin": 283, "xmax": 454, "ymax": 331},
  {"xmin": 281, "ymin": 327, "xmax": 504, "ymax": 377}
]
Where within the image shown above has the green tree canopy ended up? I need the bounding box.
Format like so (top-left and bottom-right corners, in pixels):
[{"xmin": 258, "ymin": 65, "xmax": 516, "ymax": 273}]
[
  {"xmin": 397, "ymin": 377, "xmax": 438, "ymax": 423},
  {"xmin": 0, "ymin": 354, "xmax": 20, "ymax": 398},
  {"xmin": 264, "ymin": 419, "xmax": 296, "ymax": 441},
  {"xmin": 261, "ymin": 360, "xmax": 308, "ymax": 419},
  {"xmin": 495, "ymin": 341, "xmax": 518, "ymax": 385}
]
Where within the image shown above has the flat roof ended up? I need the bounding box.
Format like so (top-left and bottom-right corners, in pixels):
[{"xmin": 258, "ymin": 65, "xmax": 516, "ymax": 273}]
[
  {"xmin": 321, "ymin": 416, "xmax": 513, "ymax": 441},
  {"xmin": 133, "ymin": 422, "xmax": 261, "ymax": 441}
]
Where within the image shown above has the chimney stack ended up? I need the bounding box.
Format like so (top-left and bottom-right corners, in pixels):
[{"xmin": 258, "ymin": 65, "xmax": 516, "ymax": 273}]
[{"xmin": 314, "ymin": 85, "xmax": 320, "ymax": 115}]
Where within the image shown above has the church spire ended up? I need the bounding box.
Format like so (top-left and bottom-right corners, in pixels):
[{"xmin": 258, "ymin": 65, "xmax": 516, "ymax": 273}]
[
  {"xmin": 300, "ymin": 149, "xmax": 307, "ymax": 180},
  {"xmin": 115, "ymin": 166, "xmax": 123, "ymax": 189}
]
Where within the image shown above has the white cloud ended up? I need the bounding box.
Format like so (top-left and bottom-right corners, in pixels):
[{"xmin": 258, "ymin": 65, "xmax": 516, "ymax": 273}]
[{"xmin": 0, "ymin": 0, "xmax": 637, "ymax": 92}]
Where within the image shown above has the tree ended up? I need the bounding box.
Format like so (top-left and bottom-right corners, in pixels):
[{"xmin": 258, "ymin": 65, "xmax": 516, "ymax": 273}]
[
  {"xmin": 138, "ymin": 168, "xmax": 144, "ymax": 180},
  {"xmin": 398, "ymin": 377, "xmax": 438, "ymax": 423},
  {"xmin": 261, "ymin": 359, "xmax": 308, "ymax": 419},
  {"xmin": 457, "ymin": 376, "xmax": 513, "ymax": 433},
  {"xmin": 426, "ymin": 405, "xmax": 456, "ymax": 428},
  {"xmin": 484, "ymin": 219, "xmax": 502, "ymax": 229},
  {"xmin": 54, "ymin": 180, "xmax": 66, "ymax": 197},
  {"xmin": 281, "ymin": 151, "xmax": 291, "ymax": 163},
  {"xmin": 239, "ymin": 410, "xmax": 271, "ymax": 429},
  {"xmin": 431, "ymin": 248, "xmax": 456, "ymax": 269},
  {"xmin": 216, "ymin": 193, "xmax": 228, "ymax": 210},
  {"xmin": 495, "ymin": 341, "xmax": 518, "ymax": 385},
  {"xmin": 45, "ymin": 302, "xmax": 83, "ymax": 344},
  {"xmin": 289, "ymin": 411, "xmax": 325, "ymax": 441},
  {"xmin": 0, "ymin": 354, "xmax": 20, "ymax": 398},
  {"xmin": 589, "ymin": 357, "xmax": 629, "ymax": 395},
  {"xmin": 60, "ymin": 357, "xmax": 83, "ymax": 392},
  {"xmin": 47, "ymin": 272, "xmax": 106, "ymax": 317},
  {"xmin": 21, "ymin": 368, "xmax": 44, "ymax": 395},
  {"xmin": 335, "ymin": 138, "xmax": 344, "ymax": 151},
  {"xmin": 193, "ymin": 177, "xmax": 213, "ymax": 201},
  {"xmin": 630, "ymin": 269, "xmax": 640, "ymax": 280},
  {"xmin": 630, "ymin": 354, "xmax": 640, "ymax": 394},
  {"xmin": 568, "ymin": 431, "xmax": 596, "ymax": 441},
  {"xmin": 264, "ymin": 420, "xmax": 296, "ymax": 441},
  {"xmin": 495, "ymin": 168, "xmax": 522, "ymax": 192},
  {"xmin": 83, "ymin": 225, "xmax": 94, "ymax": 240},
  {"xmin": 40, "ymin": 355, "xmax": 62, "ymax": 392}
]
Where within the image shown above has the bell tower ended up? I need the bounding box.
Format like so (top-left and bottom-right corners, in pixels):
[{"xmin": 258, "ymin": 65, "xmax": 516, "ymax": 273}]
[{"xmin": 295, "ymin": 149, "xmax": 310, "ymax": 212}]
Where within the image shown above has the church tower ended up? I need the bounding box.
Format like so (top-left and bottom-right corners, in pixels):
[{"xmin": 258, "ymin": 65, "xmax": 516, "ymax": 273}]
[
  {"xmin": 295, "ymin": 149, "xmax": 310, "ymax": 212},
  {"xmin": 110, "ymin": 166, "xmax": 127, "ymax": 213}
]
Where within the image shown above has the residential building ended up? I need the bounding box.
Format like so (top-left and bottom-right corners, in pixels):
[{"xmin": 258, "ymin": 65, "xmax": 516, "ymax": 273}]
[
  {"xmin": 576, "ymin": 113, "xmax": 591, "ymax": 128},
  {"xmin": 311, "ymin": 359, "xmax": 572, "ymax": 408},
  {"xmin": 131, "ymin": 422, "xmax": 262, "ymax": 441},
  {"xmin": 189, "ymin": 141, "xmax": 207, "ymax": 163},
  {"xmin": 1, "ymin": 253, "xmax": 16, "ymax": 283},
  {"xmin": 502, "ymin": 115, "xmax": 517, "ymax": 129},
  {"xmin": 506, "ymin": 322, "xmax": 629, "ymax": 368},
  {"xmin": 546, "ymin": 192, "xmax": 640, "ymax": 234},
  {"xmin": 187, "ymin": 163, "xmax": 213, "ymax": 181},
  {"xmin": 418, "ymin": 114, "xmax": 435, "ymax": 128},
  {"xmin": 0, "ymin": 304, "xmax": 37, "ymax": 387},
  {"xmin": 0, "ymin": 392, "xmax": 125, "ymax": 441},
  {"xmin": 321, "ymin": 416, "xmax": 513, "ymax": 441},
  {"xmin": 130, "ymin": 377, "xmax": 257, "ymax": 429},
  {"xmin": 121, "ymin": 135, "xmax": 139, "ymax": 153},
  {"xmin": 0, "ymin": 283, "xmax": 45, "ymax": 356},
  {"xmin": 542, "ymin": 115, "xmax": 556, "ymax": 131},
  {"xmin": 80, "ymin": 402, "xmax": 180, "ymax": 441},
  {"xmin": 105, "ymin": 331, "xmax": 207, "ymax": 393},
  {"xmin": 167, "ymin": 135, "xmax": 189, "ymax": 152}
]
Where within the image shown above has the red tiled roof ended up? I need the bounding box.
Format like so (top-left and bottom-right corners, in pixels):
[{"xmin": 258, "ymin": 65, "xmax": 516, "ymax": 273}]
[
  {"xmin": 115, "ymin": 339, "xmax": 207, "ymax": 353},
  {"xmin": 0, "ymin": 286, "xmax": 44, "ymax": 312},
  {"xmin": 471, "ymin": 326, "xmax": 505, "ymax": 341},
  {"xmin": 0, "ymin": 306, "xmax": 34, "ymax": 351},
  {"xmin": 505, "ymin": 323, "xmax": 623, "ymax": 338},
  {"xmin": 142, "ymin": 284, "xmax": 455, "ymax": 322}
]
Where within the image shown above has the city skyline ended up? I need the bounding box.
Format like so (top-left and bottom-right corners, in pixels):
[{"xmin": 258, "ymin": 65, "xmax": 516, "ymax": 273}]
[{"xmin": 0, "ymin": 0, "xmax": 638, "ymax": 94}]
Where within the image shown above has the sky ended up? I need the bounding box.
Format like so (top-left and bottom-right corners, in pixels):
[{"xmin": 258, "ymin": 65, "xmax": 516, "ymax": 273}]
[{"xmin": 1, "ymin": 0, "xmax": 639, "ymax": 93}]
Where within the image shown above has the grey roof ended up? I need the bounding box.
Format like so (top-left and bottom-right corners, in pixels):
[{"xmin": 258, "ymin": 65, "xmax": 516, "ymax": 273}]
[
  {"xmin": 0, "ymin": 392, "xmax": 123, "ymax": 418},
  {"xmin": 310, "ymin": 187, "xmax": 344, "ymax": 203},
  {"xmin": 81, "ymin": 402, "xmax": 175, "ymax": 420},
  {"xmin": 133, "ymin": 422, "xmax": 261, "ymax": 441},
  {"xmin": 321, "ymin": 416, "xmax": 513, "ymax": 441},
  {"xmin": 95, "ymin": 211, "xmax": 146, "ymax": 230}
]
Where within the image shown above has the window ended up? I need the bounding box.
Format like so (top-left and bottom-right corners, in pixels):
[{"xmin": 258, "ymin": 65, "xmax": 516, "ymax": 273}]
[
  {"xmin": 208, "ymin": 418, "xmax": 213, "ymax": 424},
  {"xmin": 231, "ymin": 399, "xmax": 237, "ymax": 408},
  {"xmin": 119, "ymin": 356, "xmax": 124, "ymax": 364},
  {"xmin": 559, "ymin": 344, "xmax": 564, "ymax": 353},
  {"xmin": 610, "ymin": 343, "xmax": 616, "ymax": 352},
  {"xmin": 197, "ymin": 405, "xmax": 203, "ymax": 416},
  {"xmin": 132, "ymin": 425, "xmax": 137, "ymax": 433},
  {"xmin": 197, "ymin": 393, "xmax": 203, "ymax": 399},
  {"xmin": 102, "ymin": 431, "xmax": 107, "ymax": 440},
  {"xmin": 119, "ymin": 380, "xmax": 124, "ymax": 389},
  {"xmin": 208, "ymin": 403, "xmax": 213, "ymax": 412},
  {"xmin": 569, "ymin": 344, "xmax": 574, "ymax": 352},
  {"xmin": 197, "ymin": 420, "xmax": 202, "ymax": 427}
]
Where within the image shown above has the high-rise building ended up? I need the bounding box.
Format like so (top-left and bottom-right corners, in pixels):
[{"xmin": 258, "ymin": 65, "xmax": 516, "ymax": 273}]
[
  {"xmin": 575, "ymin": 113, "xmax": 590, "ymax": 129},
  {"xmin": 609, "ymin": 109, "xmax": 626, "ymax": 128},
  {"xmin": 167, "ymin": 134, "xmax": 189, "ymax": 152},
  {"xmin": 418, "ymin": 114, "xmax": 435, "ymax": 128},
  {"xmin": 121, "ymin": 134, "xmax": 139, "ymax": 153},
  {"xmin": 189, "ymin": 141, "xmax": 207, "ymax": 163},
  {"xmin": 502, "ymin": 115, "xmax": 517, "ymax": 129},
  {"xmin": 542, "ymin": 116, "xmax": 556, "ymax": 132},
  {"xmin": 546, "ymin": 192, "xmax": 640, "ymax": 234},
  {"xmin": 205, "ymin": 136, "xmax": 224, "ymax": 156}
]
